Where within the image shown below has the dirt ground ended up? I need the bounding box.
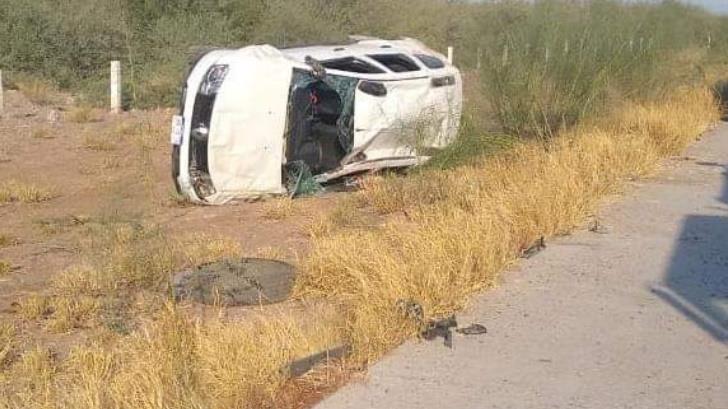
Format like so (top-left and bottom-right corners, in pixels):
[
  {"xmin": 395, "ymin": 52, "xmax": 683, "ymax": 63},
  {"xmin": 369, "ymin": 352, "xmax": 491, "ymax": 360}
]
[{"xmin": 0, "ymin": 90, "xmax": 342, "ymax": 352}]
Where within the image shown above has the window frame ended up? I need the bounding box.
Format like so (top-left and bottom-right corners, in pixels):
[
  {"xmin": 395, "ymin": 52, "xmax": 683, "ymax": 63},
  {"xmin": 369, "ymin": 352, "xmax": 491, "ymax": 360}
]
[
  {"xmin": 320, "ymin": 57, "xmax": 386, "ymax": 74},
  {"xmin": 366, "ymin": 53, "xmax": 422, "ymax": 73},
  {"xmin": 414, "ymin": 53, "xmax": 446, "ymax": 69}
]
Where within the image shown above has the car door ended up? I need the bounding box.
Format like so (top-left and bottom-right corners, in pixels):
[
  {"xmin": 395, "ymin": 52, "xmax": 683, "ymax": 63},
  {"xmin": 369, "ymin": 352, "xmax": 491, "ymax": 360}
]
[{"xmin": 350, "ymin": 72, "xmax": 462, "ymax": 163}]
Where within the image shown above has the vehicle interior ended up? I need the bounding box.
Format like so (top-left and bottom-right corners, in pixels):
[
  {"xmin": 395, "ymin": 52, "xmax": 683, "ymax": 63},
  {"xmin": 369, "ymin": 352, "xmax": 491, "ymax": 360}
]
[{"xmin": 285, "ymin": 70, "xmax": 357, "ymax": 175}]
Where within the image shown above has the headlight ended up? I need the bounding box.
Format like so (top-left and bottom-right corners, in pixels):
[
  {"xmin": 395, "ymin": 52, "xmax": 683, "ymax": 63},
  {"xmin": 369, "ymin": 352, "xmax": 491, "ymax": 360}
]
[{"xmin": 199, "ymin": 65, "xmax": 229, "ymax": 96}]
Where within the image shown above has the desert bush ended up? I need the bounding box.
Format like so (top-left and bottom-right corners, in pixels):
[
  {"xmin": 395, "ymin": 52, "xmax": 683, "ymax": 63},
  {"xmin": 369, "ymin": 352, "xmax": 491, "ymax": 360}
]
[{"xmin": 3, "ymin": 0, "xmax": 721, "ymax": 110}]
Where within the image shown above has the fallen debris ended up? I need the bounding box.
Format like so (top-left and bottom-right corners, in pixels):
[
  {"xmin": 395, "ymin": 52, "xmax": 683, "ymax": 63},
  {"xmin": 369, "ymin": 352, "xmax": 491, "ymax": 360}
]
[
  {"xmin": 588, "ymin": 218, "xmax": 609, "ymax": 234},
  {"xmin": 396, "ymin": 298, "xmax": 425, "ymax": 323},
  {"xmin": 285, "ymin": 344, "xmax": 351, "ymax": 378},
  {"xmin": 521, "ymin": 236, "xmax": 546, "ymax": 258},
  {"xmin": 422, "ymin": 315, "xmax": 458, "ymax": 348},
  {"xmin": 456, "ymin": 323, "xmax": 488, "ymax": 335}
]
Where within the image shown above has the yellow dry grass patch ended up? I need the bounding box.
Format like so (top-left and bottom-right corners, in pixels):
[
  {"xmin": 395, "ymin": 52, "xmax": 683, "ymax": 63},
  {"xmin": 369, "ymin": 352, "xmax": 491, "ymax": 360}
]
[
  {"xmin": 263, "ymin": 197, "xmax": 295, "ymax": 220},
  {"xmin": 66, "ymin": 106, "xmax": 103, "ymax": 123},
  {"xmin": 0, "ymin": 234, "xmax": 18, "ymax": 248},
  {"xmin": 0, "ymin": 346, "xmax": 57, "ymax": 408},
  {"xmin": 254, "ymin": 246, "xmax": 290, "ymax": 261},
  {"xmin": 11, "ymin": 223, "xmax": 245, "ymax": 335},
  {"xmin": 0, "ymin": 181, "xmax": 55, "ymax": 204},
  {"xmin": 0, "ymin": 322, "xmax": 15, "ymax": 368},
  {"xmin": 15, "ymin": 294, "xmax": 51, "ymax": 321},
  {"xmin": 14, "ymin": 76, "xmax": 61, "ymax": 106},
  {"xmin": 45, "ymin": 296, "xmax": 103, "ymax": 334},
  {"xmin": 55, "ymin": 228, "xmax": 240, "ymax": 295},
  {"xmin": 0, "ymin": 305, "xmax": 344, "ymax": 409},
  {"xmin": 31, "ymin": 127, "xmax": 55, "ymax": 140},
  {"xmin": 0, "ymin": 261, "xmax": 12, "ymax": 276},
  {"xmin": 297, "ymin": 87, "xmax": 719, "ymax": 362},
  {"xmin": 82, "ymin": 130, "xmax": 117, "ymax": 151}
]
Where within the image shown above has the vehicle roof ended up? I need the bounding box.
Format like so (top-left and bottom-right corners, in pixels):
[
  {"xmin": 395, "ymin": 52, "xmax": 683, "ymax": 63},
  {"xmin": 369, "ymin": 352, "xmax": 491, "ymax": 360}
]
[
  {"xmin": 279, "ymin": 37, "xmax": 452, "ymax": 76},
  {"xmin": 281, "ymin": 38, "xmax": 423, "ymax": 60}
]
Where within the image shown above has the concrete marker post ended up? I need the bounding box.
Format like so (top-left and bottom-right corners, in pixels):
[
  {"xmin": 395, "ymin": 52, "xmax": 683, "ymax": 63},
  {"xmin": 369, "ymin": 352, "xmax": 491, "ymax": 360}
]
[
  {"xmin": 447, "ymin": 46, "xmax": 454, "ymax": 65},
  {"xmin": 110, "ymin": 61, "xmax": 121, "ymax": 114}
]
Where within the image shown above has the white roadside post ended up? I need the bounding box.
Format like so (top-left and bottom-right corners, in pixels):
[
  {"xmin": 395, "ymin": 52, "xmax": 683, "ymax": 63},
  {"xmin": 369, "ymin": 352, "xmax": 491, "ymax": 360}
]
[
  {"xmin": 447, "ymin": 46, "xmax": 454, "ymax": 65},
  {"xmin": 0, "ymin": 70, "xmax": 4, "ymax": 117},
  {"xmin": 110, "ymin": 61, "xmax": 122, "ymax": 114}
]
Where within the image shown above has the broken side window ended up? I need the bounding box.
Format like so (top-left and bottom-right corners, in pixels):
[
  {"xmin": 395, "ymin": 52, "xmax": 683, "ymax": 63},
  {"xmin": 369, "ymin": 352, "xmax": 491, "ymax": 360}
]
[
  {"xmin": 415, "ymin": 54, "xmax": 445, "ymax": 69},
  {"xmin": 367, "ymin": 54, "xmax": 421, "ymax": 72},
  {"xmin": 285, "ymin": 70, "xmax": 358, "ymax": 176},
  {"xmin": 321, "ymin": 57, "xmax": 385, "ymax": 74}
]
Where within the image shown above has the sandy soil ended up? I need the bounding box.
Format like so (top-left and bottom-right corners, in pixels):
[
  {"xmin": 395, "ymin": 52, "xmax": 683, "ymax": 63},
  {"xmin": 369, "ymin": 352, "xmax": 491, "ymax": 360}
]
[{"xmin": 0, "ymin": 90, "xmax": 341, "ymax": 349}]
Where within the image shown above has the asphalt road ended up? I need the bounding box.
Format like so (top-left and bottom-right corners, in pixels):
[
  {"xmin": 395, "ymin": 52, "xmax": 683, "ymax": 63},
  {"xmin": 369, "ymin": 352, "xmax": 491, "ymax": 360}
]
[{"xmin": 316, "ymin": 123, "xmax": 728, "ymax": 409}]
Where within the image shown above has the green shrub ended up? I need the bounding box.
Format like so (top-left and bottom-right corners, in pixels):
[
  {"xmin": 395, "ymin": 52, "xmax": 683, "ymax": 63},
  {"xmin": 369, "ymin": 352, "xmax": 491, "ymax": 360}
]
[{"xmin": 0, "ymin": 0, "xmax": 725, "ymax": 116}]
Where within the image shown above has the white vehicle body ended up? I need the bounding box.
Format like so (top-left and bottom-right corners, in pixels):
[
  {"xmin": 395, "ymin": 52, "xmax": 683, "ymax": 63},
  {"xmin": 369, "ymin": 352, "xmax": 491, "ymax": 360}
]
[{"xmin": 171, "ymin": 37, "xmax": 463, "ymax": 204}]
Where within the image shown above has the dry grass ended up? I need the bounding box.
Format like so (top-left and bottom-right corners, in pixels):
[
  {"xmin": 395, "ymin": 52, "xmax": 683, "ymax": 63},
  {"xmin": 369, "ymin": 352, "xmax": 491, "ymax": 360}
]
[
  {"xmin": 54, "ymin": 224, "xmax": 242, "ymax": 295},
  {"xmin": 0, "ymin": 322, "xmax": 15, "ymax": 368},
  {"xmin": 307, "ymin": 196, "xmax": 380, "ymax": 238},
  {"xmin": 66, "ymin": 106, "xmax": 103, "ymax": 123},
  {"xmin": 0, "ymin": 234, "xmax": 19, "ymax": 248},
  {"xmin": 1, "ymin": 346, "xmax": 57, "ymax": 408},
  {"xmin": 12, "ymin": 223, "xmax": 243, "ymax": 337},
  {"xmin": 0, "ymin": 261, "xmax": 12, "ymax": 276},
  {"xmin": 31, "ymin": 128, "xmax": 55, "ymax": 140},
  {"xmin": 296, "ymin": 87, "xmax": 719, "ymax": 362},
  {"xmin": 0, "ymin": 181, "xmax": 55, "ymax": 204},
  {"xmin": 15, "ymin": 294, "xmax": 51, "ymax": 321},
  {"xmin": 263, "ymin": 197, "xmax": 296, "ymax": 220},
  {"xmin": 45, "ymin": 296, "xmax": 102, "ymax": 333},
  {"xmin": 82, "ymin": 130, "xmax": 117, "ymax": 151},
  {"xmin": 14, "ymin": 76, "xmax": 61, "ymax": 106},
  {"xmin": 254, "ymin": 246, "xmax": 290, "ymax": 260},
  {"xmin": 0, "ymin": 304, "xmax": 344, "ymax": 409}
]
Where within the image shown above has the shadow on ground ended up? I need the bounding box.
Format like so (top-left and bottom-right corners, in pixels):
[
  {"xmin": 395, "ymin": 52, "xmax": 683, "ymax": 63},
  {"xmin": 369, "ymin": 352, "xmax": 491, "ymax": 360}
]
[{"xmin": 652, "ymin": 161, "xmax": 728, "ymax": 342}]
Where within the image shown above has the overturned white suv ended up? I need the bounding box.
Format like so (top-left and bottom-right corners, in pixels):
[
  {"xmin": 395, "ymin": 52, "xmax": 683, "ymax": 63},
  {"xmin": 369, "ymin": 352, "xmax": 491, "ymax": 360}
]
[{"xmin": 171, "ymin": 37, "xmax": 462, "ymax": 204}]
